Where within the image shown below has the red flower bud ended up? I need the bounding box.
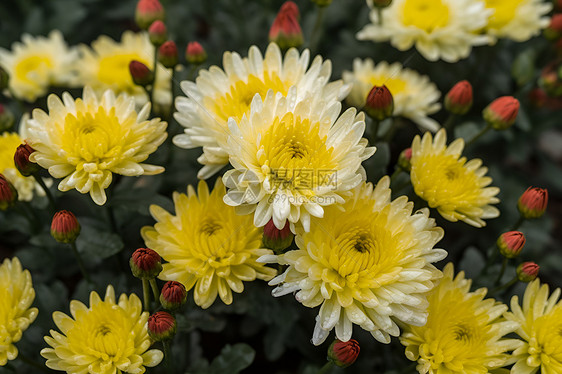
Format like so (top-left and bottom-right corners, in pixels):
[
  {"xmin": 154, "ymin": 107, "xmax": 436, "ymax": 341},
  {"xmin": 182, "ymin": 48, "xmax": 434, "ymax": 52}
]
[
  {"xmin": 269, "ymin": 1, "xmax": 304, "ymax": 50},
  {"xmin": 130, "ymin": 248, "xmax": 162, "ymax": 279},
  {"xmin": 0, "ymin": 104, "xmax": 15, "ymax": 132},
  {"xmin": 14, "ymin": 143, "xmax": 40, "ymax": 177},
  {"xmin": 327, "ymin": 339, "xmax": 360, "ymax": 368},
  {"xmin": 539, "ymin": 63, "xmax": 562, "ymax": 97},
  {"xmin": 0, "ymin": 174, "xmax": 18, "ymax": 211},
  {"xmin": 483, "ymin": 96, "xmax": 519, "ymax": 130},
  {"xmin": 160, "ymin": 281, "xmax": 187, "ymax": 310},
  {"xmin": 397, "ymin": 147, "xmax": 412, "ymax": 172},
  {"xmin": 517, "ymin": 262, "xmax": 539, "ymax": 282},
  {"xmin": 518, "ymin": 187, "xmax": 548, "ymax": 219},
  {"xmin": 444, "ymin": 80, "xmax": 473, "ymax": 115},
  {"xmin": 129, "ymin": 60, "xmax": 153, "ymax": 87},
  {"xmin": 135, "ymin": 0, "xmax": 165, "ymax": 30},
  {"xmin": 263, "ymin": 219, "xmax": 293, "ymax": 253},
  {"xmin": 51, "ymin": 210, "xmax": 81, "ymax": 244},
  {"xmin": 185, "ymin": 42, "xmax": 207, "ymax": 65},
  {"xmin": 158, "ymin": 41, "xmax": 178, "ymax": 68},
  {"xmin": 148, "ymin": 311, "xmax": 176, "ymax": 341},
  {"xmin": 148, "ymin": 20, "xmax": 167, "ymax": 46},
  {"xmin": 497, "ymin": 231, "xmax": 525, "ymax": 258},
  {"xmin": 365, "ymin": 85, "xmax": 394, "ymax": 121},
  {"xmin": 544, "ymin": 14, "xmax": 562, "ymax": 40},
  {"xmin": 372, "ymin": 0, "xmax": 393, "ymax": 7}
]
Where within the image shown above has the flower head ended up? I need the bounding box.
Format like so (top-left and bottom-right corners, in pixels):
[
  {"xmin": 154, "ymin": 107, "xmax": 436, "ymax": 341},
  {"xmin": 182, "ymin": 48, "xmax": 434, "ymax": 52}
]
[
  {"xmin": 148, "ymin": 21, "xmax": 167, "ymax": 46},
  {"xmin": 328, "ymin": 339, "xmax": 360, "ymax": 368},
  {"xmin": 51, "ymin": 210, "xmax": 81, "ymax": 244},
  {"xmin": 160, "ymin": 281, "xmax": 187, "ymax": 310},
  {"xmin": 148, "ymin": 311, "xmax": 176, "ymax": 341},
  {"xmin": 0, "ymin": 257, "xmax": 38, "ymax": 366},
  {"xmin": 518, "ymin": 187, "xmax": 548, "ymax": 219},
  {"xmin": 497, "ymin": 231, "xmax": 526, "ymax": 258},
  {"xmin": 158, "ymin": 40, "xmax": 178, "ymax": 68},
  {"xmin": 173, "ymin": 43, "xmax": 350, "ymax": 179},
  {"xmin": 516, "ymin": 262, "xmax": 540, "ymax": 282},
  {"xmin": 269, "ymin": 1, "xmax": 304, "ymax": 50},
  {"xmin": 185, "ymin": 42, "xmax": 207, "ymax": 65},
  {"xmin": 364, "ymin": 85, "xmax": 394, "ymax": 121},
  {"xmin": 343, "ymin": 59, "xmax": 441, "ymax": 132},
  {"xmin": 14, "ymin": 142, "xmax": 39, "ymax": 177},
  {"xmin": 41, "ymin": 285, "xmax": 163, "ymax": 373},
  {"xmin": 141, "ymin": 179, "xmax": 277, "ymax": 309},
  {"xmin": 262, "ymin": 178, "xmax": 446, "ymax": 345},
  {"xmin": 357, "ymin": 0, "xmax": 492, "ymax": 62},
  {"xmin": 410, "ymin": 129, "xmax": 500, "ymax": 227},
  {"xmin": 0, "ymin": 30, "xmax": 78, "ymax": 102},
  {"xmin": 130, "ymin": 248, "xmax": 162, "ymax": 279},
  {"xmin": 400, "ymin": 263, "xmax": 521, "ymax": 374},
  {"xmin": 504, "ymin": 279, "xmax": 561, "ymax": 373},
  {"xmin": 444, "ymin": 80, "xmax": 473, "ymax": 115},
  {"xmin": 26, "ymin": 87, "xmax": 167, "ymax": 205},
  {"xmin": 483, "ymin": 96, "xmax": 520, "ymax": 130}
]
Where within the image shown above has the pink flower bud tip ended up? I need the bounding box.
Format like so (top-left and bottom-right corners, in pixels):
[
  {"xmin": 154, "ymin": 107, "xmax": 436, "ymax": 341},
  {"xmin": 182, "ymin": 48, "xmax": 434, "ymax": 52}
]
[
  {"xmin": 158, "ymin": 41, "xmax": 178, "ymax": 68},
  {"xmin": 517, "ymin": 262, "xmax": 539, "ymax": 282},
  {"xmin": 51, "ymin": 210, "xmax": 81, "ymax": 244},
  {"xmin": 328, "ymin": 339, "xmax": 360, "ymax": 368},
  {"xmin": 544, "ymin": 14, "xmax": 562, "ymax": 40},
  {"xmin": 135, "ymin": 0, "xmax": 165, "ymax": 30},
  {"xmin": 263, "ymin": 219, "xmax": 294, "ymax": 253},
  {"xmin": 14, "ymin": 142, "xmax": 40, "ymax": 177},
  {"xmin": 365, "ymin": 85, "xmax": 394, "ymax": 121},
  {"xmin": 518, "ymin": 187, "xmax": 548, "ymax": 219},
  {"xmin": 269, "ymin": 1, "xmax": 304, "ymax": 50},
  {"xmin": 148, "ymin": 311, "xmax": 176, "ymax": 341},
  {"xmin": 445, "ymin": 80, "xmax": 473, "ymax": 115},
  {"xmin": 160, "ymin": 281, "xmax": 187, "ymax": 310},
  {"xmin": 129, "ymin": 60, "xmax": 153, "ymax": 86},
  {"xmin": 186, "ymin": 42, "xmax": 207, "ymax": 65},
  {"xmin": 148, "ymin": 20, "xmax": 167, "ymax": 46},
  {"xmin": 0, "ymin": 174, "xmax": 18, "ymax": 211},
  {"xmin": 497, "ymin": 231, "xmax": 525, "ymax": 258},
  {"xmin": 130, "ymin": 248, "xmax": 162, "ymax": 279},
  {"xmin": 483, "ymin": 96, "xmax": 520, "ymax": 130}
]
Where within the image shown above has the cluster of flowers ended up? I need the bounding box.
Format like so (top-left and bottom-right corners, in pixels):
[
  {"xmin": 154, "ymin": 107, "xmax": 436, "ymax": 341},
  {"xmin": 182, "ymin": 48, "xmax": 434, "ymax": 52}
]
[{"xmin": 0, "ymin": 0, "xmax": 560, "ymax": 373}]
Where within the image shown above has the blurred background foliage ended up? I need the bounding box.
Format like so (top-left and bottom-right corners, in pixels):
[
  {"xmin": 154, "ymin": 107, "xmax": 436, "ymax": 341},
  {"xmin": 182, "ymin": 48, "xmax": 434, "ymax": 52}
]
[{"xmin": 0, "ymin": 0, "xmax": 561, "ymax": 373}]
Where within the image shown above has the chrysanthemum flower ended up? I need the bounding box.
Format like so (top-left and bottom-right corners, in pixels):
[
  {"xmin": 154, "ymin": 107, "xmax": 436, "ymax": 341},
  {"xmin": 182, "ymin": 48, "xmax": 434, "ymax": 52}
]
[
  {"xmin": 342, "ymin": 59, "xmax": 441, "ymax": 132},
  {"xmin": 356, "ymin": 0, "xmax": 492, "ymax": 62},
  {"xmin": 41, "ymin": 285, "xmax": 163, "ymax": 373},
  {"xmin": 26, "ymin": 86, "xmax": 167, "ymax": 205},
  {"xmin": 260, "ymin": 178, "xmax": 447, "ymax": 345},
  {"xmin": 222, "ymin": 89, "xmax": 375, "ymax": 232},
  {"xmin": 0, "ymin": 30, "xmax": 78, "ymax": 102},
  {"xmin": 483, "ymin": 0, "xmax": 553, "ymax": 42},
  {"xmin": 0, "ymin": 257, "xmax": 38, "ymax": 366},
  {"xmin": 504, "ymin": 279, "xmax": 562, "ymax": 373},
  {"xmin": 77, "ymin": 31, "xmax": 171, "ymax": 108},
  {"xmin": 410, "ymin": 129, "xmax": 500, "ymax": 227},
  {"xmin": 400, "ymin": 263, "xmax": 521, "ymax": 374},
  {"xmin": 173, "ymin": 42, "xmax": 350, "ymax": 179},
  {"xmin": 141, "ymin": 179, "xmax": 277, "ymax": 309}
]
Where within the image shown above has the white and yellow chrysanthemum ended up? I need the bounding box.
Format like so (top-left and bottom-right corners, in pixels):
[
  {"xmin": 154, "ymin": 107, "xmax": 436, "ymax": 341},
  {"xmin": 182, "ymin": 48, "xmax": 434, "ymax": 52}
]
[
  {"xmin": 0, "ymin": 30, "xmax": 78, "ymax": 102},
  {"xmin": 505, "ymin": 279, "xmax": 562, "ymax": 374},
  {"xmin": 400, "ymin": 263, "xmax": 521, "ymax": 374},
  {"xmin": 77, "ymin": 31, "xmax": 171, "ymax": 108},
  {"xmin": 41, "ymin": 285, "xmax": 163, "ymax": 373},
  {"xmin": 410, "ymin": 129, "xmax": 500, "ymax": 227},
  {"xmin": 222, "ymin": 89, "xmax": 375, "ymax": 232},
  {"xmin": 357, "ymin": 0, "xmax": 492, "ymax": 62},
  {"xmin": 260, "ymin": 178, "xmax": 447, "ymax": 345},
  {"xmin": 0, "ymin": 257, "xmax": 38, "ymax": 366},
  {"xmin": 26, "ymin": 86, "xmax": 167, "ymax": 205},
  {"xmin": 483, "ymin": 0, "xmax": 552, "ymax": 42},
  {"xmin": 141, "ymin": 179, "xmax": 277, "ymax": 309},
  {"xmin": 343, "ymin": 59, "xmax": 441, "ymax": 132},
  {"xmin": 173, "ymin": 43, "xmax": 351, "ymax": 179}
]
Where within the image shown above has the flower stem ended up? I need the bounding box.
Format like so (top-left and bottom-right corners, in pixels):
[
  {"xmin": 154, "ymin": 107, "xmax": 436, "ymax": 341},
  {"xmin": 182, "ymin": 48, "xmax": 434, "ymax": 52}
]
[
  {"xmin": 317, "ymin": 361, "xmax": 333, "ymax": 374},
  {"xmin": 142, "ymin": 279, "xmax": 151, "ymax": 312},
  {"xmin": 163, "ymin": 340, "xmax": 174, "ymax": 373},
  {"xmin": 480, "ymin": 245, "xmax": 498, "ymax": 276},
  {"xmin": 149, "ymin": 278, "xmax": 160, "ymax": 305},
  {"xmin": 70, "ymin": 241, "xmax": 92, "ymax": 284},
  {"xmin": 370, "ymin": 119, "xmax": 380, "ymax": 144},
  {"xmin": 33, "ymin": 174, "xmax": 55, "ymax": 212},
  {"xmin": 18, "ymin": 353, "xmax": 51, "ymax": 373},
  {"xmin": 443, "ymin": 113, "xmax": 457, "ymax": 137},
  {"xmin": 382, "ymin": 118, "xmax": 398, "ymax": 142},
  {"xmin": 466, "ymin": 123, "xmax": 492, "ymax": 147},
  {"xmin": 309, "ymin": 6, "xmax": 326, "ymax": 54},
  {"xmin": 494, "ymin": 257, "xmax": 508, "ymax": 286},
  {"xmin": 390, "ymin": 168, "xmax": 402, "ymax": 184},
  {"xmin": 511, "ymin": 215, "xmax": 525, "ymax": 231},
  {"xmin": 488, "ymin": 276, "xmax": 518, "ymax": 296}
]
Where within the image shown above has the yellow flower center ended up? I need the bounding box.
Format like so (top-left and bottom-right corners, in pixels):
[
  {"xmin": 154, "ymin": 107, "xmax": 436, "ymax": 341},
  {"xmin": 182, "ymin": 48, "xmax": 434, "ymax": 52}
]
[
  {"xmin": 97, "ymin": 53, "xmax": 150, "ymax": 92},
  {"xmin": 402, "ymin": 0, "xmax": 450, "ymax": 32},
  {"xmin": 368, "ymin": 75, "xmax": 408, "ymax": 96},
  {"xmin": 484, "ymin": 0, "xmax": 525, "ymax": 30},
  {"xmin": 0, "ymin": 133, "xmax": 23, "ymax": 176},
  {"xmin": 14, "ymin": 55, "xmax": 53, "ymax": 84}
]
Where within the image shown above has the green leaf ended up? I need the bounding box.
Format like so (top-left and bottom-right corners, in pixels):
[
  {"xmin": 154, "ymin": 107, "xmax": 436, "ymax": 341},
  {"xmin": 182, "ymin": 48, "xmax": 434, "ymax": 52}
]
[
  {"xmin": 75, "ymin": 224, "xmax": 124, "ymax": 262},
  {"xmin": 511, "ymin": 49, "xmax": 537, "ymax": 87},
  {"xmin": 191, "ymin": 344, "xmax": 255, "ymax": 374}
]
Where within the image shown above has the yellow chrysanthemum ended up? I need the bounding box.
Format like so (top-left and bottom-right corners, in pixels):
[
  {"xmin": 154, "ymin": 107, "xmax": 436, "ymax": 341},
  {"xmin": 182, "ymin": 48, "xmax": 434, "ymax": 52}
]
[
  {"xmin": 400, "ymin": 263, "xmax": 521, "ymax": 374},
  {"xmin": 222, "ymin": 89, "xmax": 375, "ymax": 232},
  {"xmin": 77, "ymin": 31, "xmax": 171, "ymax": 108},
  {"xmin": 173, "ymin": 43, "xmax": 350, "ymax": 179},
  {"xmin": 505, "ymin": 279, "xmax": 562, "ymax": 374},
  {"xmin": 0, "ymin": 257, "xmax": 38, "ymax": 366},
  {"xmin": 357, "ymin": 0, "xmax": 492, "ymax": 62},
  {"xmin": 342, "ymin": 59, "xmax": 441, "ymax": 132},
  {"xmin": 260, "ymin": 178, "xmax": 447, "ymax": 345},
  {"xmin": 410, "ymin": 129, "xmax": 500, "ymax": 227},
  {"xmin": 41, "ymin": 285, "xmax": 163, "ymax": 373},
  {"xmin": 483, "ymin": 0, "xmax": 552, "ymax": 42},
  {"xmin": 26, "ymin": 86, "xmax": 167, "ymax": 205},
  {"xmin": 141, "ymin": 179, "xmax": 277, "ymax": 309}
]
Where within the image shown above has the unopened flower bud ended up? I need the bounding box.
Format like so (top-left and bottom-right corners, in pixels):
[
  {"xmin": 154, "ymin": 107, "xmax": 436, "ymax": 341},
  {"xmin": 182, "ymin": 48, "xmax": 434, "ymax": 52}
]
[
  {"xmin": 311, "ymin": 0, "xmax": 333, "ymax": 7},
  {"xmin": 51, "ymin": 210, "xmax": 81, "ymax": 244},
  {"xmin": 185, "ymin": 42, "xmax": 207, "ymax": 65},
  {"xmin": 0, "ymin": 104, "xmax": 15, "ymax": 131},
  {"xmin": 518, "ymin": 187, "xmax": 548, "ymax": 219},
  {"xmin": 483, "ymin": 96, "xmax": 519, "ymax": 130},
  {"xmin": 158, "ymin": 41, "xmax": 178, "ymax": 68},
  {"xmin": 135, "ymin": 0, "xmax": 165, "ymax": 30},
  {"xmin": 445, "ymin": 80, "xmax": 473, "ymax": 115},
  {"xmin": 148, "ymin": 20, "xmax": 167, "ymax": 46},
  {"xmin": 263, "ymin": 219, "xmax": 293, "ymax": 253},
  {"xmin": 269, "ymin": 1, "xmax": 304, "ymax": 50},
  {"xmin": 327, "ymin": 339, "xmax": 360, "ymax": 368},
  {"xmin": 371, "ymin": 0, "xmax": 393, "ymax": 7},
  {"xmin": 365, "ymin": 85, "xmax": 394, "ymax": 121},
  {"xmin": 130, "ymin": 248, "xmax": 162, "ymax": 279},
  {"xmin": 14, "ymin": 143, "xmax": 40, "ymax": 177},
  {"xmin": 544, "ymin": 14, "xmax": 562, "ymax": 40},
  {"xmin": 539, "ymin": 65, "xmax": 562, "ymax": 97},
  {"xmin": 497, "ymin": 231, "xmax": 525, "ymax": 258},
  {"xmin": 0, "ymin": 174, "xmax": 18, "ymax": 211},
  {"xmin": 0, "ymin": 66, "xmax": 9, "ymax": 91},
  {"xmin": 517, "ymin": 262, "xmax": 539, "ymax": 282},
  {"xmin": 160, "ymin": 281, "xmax": 187, "ymax": 310},
  {"xmin": 148, "ymin": 311, "xmax": 176, "ymax": 341},
  {"xmin": 397, "ymin": 148, "xmax": 412, "ymax": 172},
  {"xmin": 129, "ymin": 60, "xmax": 153, "ymax": 87}
]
